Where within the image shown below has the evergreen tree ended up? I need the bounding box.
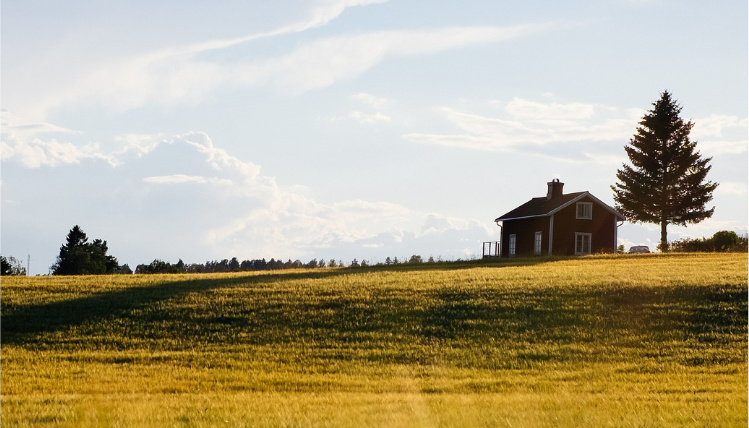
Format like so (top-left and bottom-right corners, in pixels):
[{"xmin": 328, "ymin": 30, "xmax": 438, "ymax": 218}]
[
  {"xmin": 612, "ymin": 91, "xmax": 718, "ymax": 251},
  {"xmin": 1, "ymin": 256, "xmax": 11, "ymax": 275},
  {"xmin": 51, "ymin": 225, "xmax": 123, "ymax": 275},
  {"xmin": 1, "ymin": 255, "xmax": 27, "ymax": 276}
]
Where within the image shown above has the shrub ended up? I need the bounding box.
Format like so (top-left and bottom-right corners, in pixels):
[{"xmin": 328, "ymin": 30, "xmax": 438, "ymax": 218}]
[{"xmin": 670, "ymin": 230, "xmax": 748, "ymax": 252}]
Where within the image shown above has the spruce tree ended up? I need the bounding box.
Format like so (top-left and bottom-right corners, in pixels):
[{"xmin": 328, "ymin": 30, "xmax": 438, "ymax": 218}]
[
  {"xmin": 51, "ymin": 225, "xmax": 122, "ymax": 275},
  {"xmin": 612, "ymin": 91, "xmax": 718, "ymax": 251}
]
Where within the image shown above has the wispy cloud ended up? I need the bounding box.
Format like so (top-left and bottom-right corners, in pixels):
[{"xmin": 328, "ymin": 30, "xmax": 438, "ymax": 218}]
[
  {"xmin": 239, "ymin": 25, "xmax": 555, "ymax": 94},
  {"xmin": 142, "ymin": 174, "xmax": 233, "ymax": 186},
  {"xmin": 691, "ymin": 114, "xmax": 748, "ymax": 138},
  {"xmin": 353, "ymin": 93, "xmax": 391, "ymax": 109},
  {"xmin": 403, "ymin": 99, "xmax": 643, "ymax": 155},
  {"xmin": 27, "ymin": 22, "xmax": 556, "ymax": 120},
  {"xmin": 11, "ymin": 0, "xmax": 394, "ymax": 121},
  {"xmin": 347, "ymin": 111, "xmax": 392, "ymax": 124},
  {"xmin": 404, "ymin": 97, "xmax": 748, "ymax": 162}
]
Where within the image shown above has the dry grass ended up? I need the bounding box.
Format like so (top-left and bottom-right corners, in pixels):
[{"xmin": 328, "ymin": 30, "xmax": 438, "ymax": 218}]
[{"xmin": 2, "ymin": 253, "xmax": 747, "ymax": 427}]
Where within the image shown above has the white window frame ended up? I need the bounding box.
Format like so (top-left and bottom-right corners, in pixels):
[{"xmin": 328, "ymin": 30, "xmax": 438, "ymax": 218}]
[
  {"xmin": 534, "ymin": 231, "xmax": 542, "ymax": 255},
  {"xmin": 576, "ymin": 202, "xmax": 593, "ymax": 219},
  {"xmin": 575, "ymin": 232, "xmax": 592, "ymax": 255},
  {"xmin": 508, "ymin": 234, "xmax": 516, "ymax": 257}
]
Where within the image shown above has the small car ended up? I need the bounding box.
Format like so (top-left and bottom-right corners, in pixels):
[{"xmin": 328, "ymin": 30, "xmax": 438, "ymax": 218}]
[{"xmin": 628, "ymin": 245, "xmax": 650, "ymax": 254}]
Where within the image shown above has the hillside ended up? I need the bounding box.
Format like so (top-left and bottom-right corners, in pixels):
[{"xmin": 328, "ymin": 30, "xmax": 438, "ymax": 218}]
[{"xmin": 1, "ymin": 253, "xmax": 747, "ymax": 427}]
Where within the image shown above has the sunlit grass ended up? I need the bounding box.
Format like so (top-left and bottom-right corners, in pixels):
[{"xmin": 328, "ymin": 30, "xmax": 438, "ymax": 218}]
[{"xmin": 2, "ymin": 253, "xmax": 747, "ymax": 427}]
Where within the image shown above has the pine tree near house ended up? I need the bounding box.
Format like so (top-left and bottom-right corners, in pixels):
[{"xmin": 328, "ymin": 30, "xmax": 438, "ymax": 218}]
[{"xmin": 612, "ymin": 91, "xmax": 718, "ymax": 251}]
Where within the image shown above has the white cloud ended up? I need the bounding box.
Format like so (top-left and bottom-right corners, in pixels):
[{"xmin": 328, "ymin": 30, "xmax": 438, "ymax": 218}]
[
  {"xmin": 2, "ymin": 120, "xmax": 496, "ymax": 262},
  {"xmin": 348, "ymin": 111, "xmax": 391, "ymax": 124},
  {"xmin": 111, "ymin": 134, "xmax": 168, "ymax": 163},
  {"xmin": 0, "ymin": 135, "xmax": 111, "ymax": 169},
  {"xmin": 9, "ymin": 0, "xmax": 394, "ymax": 122},
  {"xmin": 0, "ymin": 110, "xmax": 101, "ymax": 168},
  {"xmin": 25, "ymin": 23, "xmax": 555, "ymax": 119},
  {"xmin": 504, "ymin": 97, "xmax": 596, "ymax": 120},
  {"xmin": 251, "ymin": 25, "xmax": 554, "ymax": 94},
  {"xmin": 404, "ymin": 98, "xmax": 644, "ymax": 156},
  {"xmin": 692, "ymin": 114, "xmax": 748, "ymax": 138},
  {"xmin": 353, "ymin": 93, "xmax": 391, "ymax": 109},
  {"xmin": 715, "ymin": 181, "xmax": 747, "ymax": 196},
  {"xmin": 698, "ymin": 140, "xmax": 748, "ymax": 156},
  {"xmin": 142, "ymin": 174, "xmax": 233, "ymax": 186},
  {"xmin": 174, "ymin": 132, "xmax": 264, "ymax": 186}
]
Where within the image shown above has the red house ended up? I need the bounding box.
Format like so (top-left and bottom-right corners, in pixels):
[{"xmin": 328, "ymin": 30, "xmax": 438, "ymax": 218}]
[{"xmin": 494, "ymin": 179, "xmax": 625, "ymax": 257}]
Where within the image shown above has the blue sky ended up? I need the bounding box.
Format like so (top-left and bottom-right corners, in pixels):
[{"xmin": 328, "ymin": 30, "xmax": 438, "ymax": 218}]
[{"xmin": 2, "ymin": 0, "xmax": 747, "ymax": 275}]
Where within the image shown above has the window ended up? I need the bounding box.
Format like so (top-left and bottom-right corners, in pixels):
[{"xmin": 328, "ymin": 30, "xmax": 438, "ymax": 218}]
[
  {"xmin": 576, "ymin": 202, "xmax": 592, "ymax": 219},
  {"xmin": 508, "ymin": 234, "xmax": 516, "ymax": 257},
  {"xmin": 575, "ymin": 233, "xmax": 592, "ymax": 255},
  {"xmin": 534, "ymin": 231, "xmax": 542, "ymax": 255}
]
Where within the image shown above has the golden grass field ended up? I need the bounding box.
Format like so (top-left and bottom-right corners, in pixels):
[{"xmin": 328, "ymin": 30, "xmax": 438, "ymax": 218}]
[{"xmin": 1, "ymin": 253, "xmax": 747, "ymax": 427}]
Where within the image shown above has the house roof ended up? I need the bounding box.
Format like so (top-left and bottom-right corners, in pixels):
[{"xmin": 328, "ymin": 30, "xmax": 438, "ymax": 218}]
[{"xmin": 495, "ymin": 191, "xmax": 625, "ymax": 222}]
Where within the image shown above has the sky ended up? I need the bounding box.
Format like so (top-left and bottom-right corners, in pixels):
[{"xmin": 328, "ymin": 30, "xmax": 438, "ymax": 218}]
[{"xmin": 2, "ymin": 0, "xmax": 747, "ymax": 275}]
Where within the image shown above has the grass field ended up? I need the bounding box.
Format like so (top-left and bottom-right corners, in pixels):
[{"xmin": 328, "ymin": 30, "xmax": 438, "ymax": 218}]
[{"xmin": 1, "ymin": 253, "xmax": 747, "ymax": 427}]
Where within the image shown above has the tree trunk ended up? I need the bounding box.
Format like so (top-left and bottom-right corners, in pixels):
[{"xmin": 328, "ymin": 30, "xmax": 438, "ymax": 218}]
[{"xmin": 660, "ymin": 219, "xmax": 668, "ymax": 252}]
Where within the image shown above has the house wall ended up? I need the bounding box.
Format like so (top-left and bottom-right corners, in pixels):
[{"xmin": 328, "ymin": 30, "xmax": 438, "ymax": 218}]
[
  {"xmin": 501, "ymin": 216, "xmax": 550, "ymax": 257},
  {"xmin": 551, "ymin": 196, "xmax": 618, "ymax": 255},
  {"xmin": 501, "ymin": 196, "xmax": 619, "ymax": 257}
]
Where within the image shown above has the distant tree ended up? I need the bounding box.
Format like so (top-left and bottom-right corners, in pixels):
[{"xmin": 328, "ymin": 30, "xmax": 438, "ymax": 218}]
[
  {"xmin": 711, "ymin": 230, "xmax": 740, "ymax": 252},
  {"xmin": 671, "ymin": 230, "xmax": 748, "ymax": 253},
  {"xmin": 408, "ymin": 255, "xmax": 423, "ymax": 264},
  {"xmin": 229, "ymin": 257, "xmax": 240, "ymax": 271},
  {"xmin": 0, "ymin": 256, "xmax": 10, "ymax": 275},
  {"xmin": 51, "ymin": 225, "xmax": 124, "ymax": 275},
  {"xmin": 328, "ymin": 259, "xmax": 337, "ymax": 268},
  {"xmin": 350, "ymin": 258, "xmax": 360, "ymax": 267},
  {"xmin": 385, "ymin": 257, "xmax": 392, "ymax": 265},
  {"xmin": 1, "ymin": 255, "xmax": 26, "ymax": 276},
  {"xmin": 612, "ymin": 91, "xmax": 718, "ymax": 251},
  {"xmin": 135, "ymin": 259, "xmax": 182, "ymax": 274}
]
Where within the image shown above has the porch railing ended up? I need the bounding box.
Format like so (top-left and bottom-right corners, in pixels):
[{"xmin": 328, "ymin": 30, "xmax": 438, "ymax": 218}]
[{"xmin": 482, "ymin": 241, "xmax": 501, "ymax": 258}]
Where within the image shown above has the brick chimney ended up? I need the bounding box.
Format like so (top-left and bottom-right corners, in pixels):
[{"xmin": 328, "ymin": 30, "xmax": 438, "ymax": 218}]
[{"xmin": 547, "ymin": 179, "xmax": 564, "ymax": 200}]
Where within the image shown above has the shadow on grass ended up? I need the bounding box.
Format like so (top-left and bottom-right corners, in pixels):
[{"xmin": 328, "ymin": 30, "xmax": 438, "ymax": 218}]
[
  {"xmin": 3, "ymin": 256, "xmax": 746, "ymax": 362},
  {"xmin": 2, "ymin": 256, "xmax": 565, "ymax": 332},
  {"xmin": 1, "ymin": 258, "xmax": 557, "ymax": 346}
]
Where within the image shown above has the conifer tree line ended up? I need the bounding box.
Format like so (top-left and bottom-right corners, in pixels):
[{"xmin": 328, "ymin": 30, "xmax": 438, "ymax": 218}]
[
  {"xmin": 133, "ymin": 254, "xmax": 433, "ymax": 274},
  {"xmin": 35, "ymin": 225, "xmax": 438, "ymax": 275}
]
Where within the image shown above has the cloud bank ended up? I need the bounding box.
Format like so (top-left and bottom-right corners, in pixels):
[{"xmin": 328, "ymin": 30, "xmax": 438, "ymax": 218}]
[{"xmin": 1, "ymin": 121, "xmax": 497, "ymax": 263}]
